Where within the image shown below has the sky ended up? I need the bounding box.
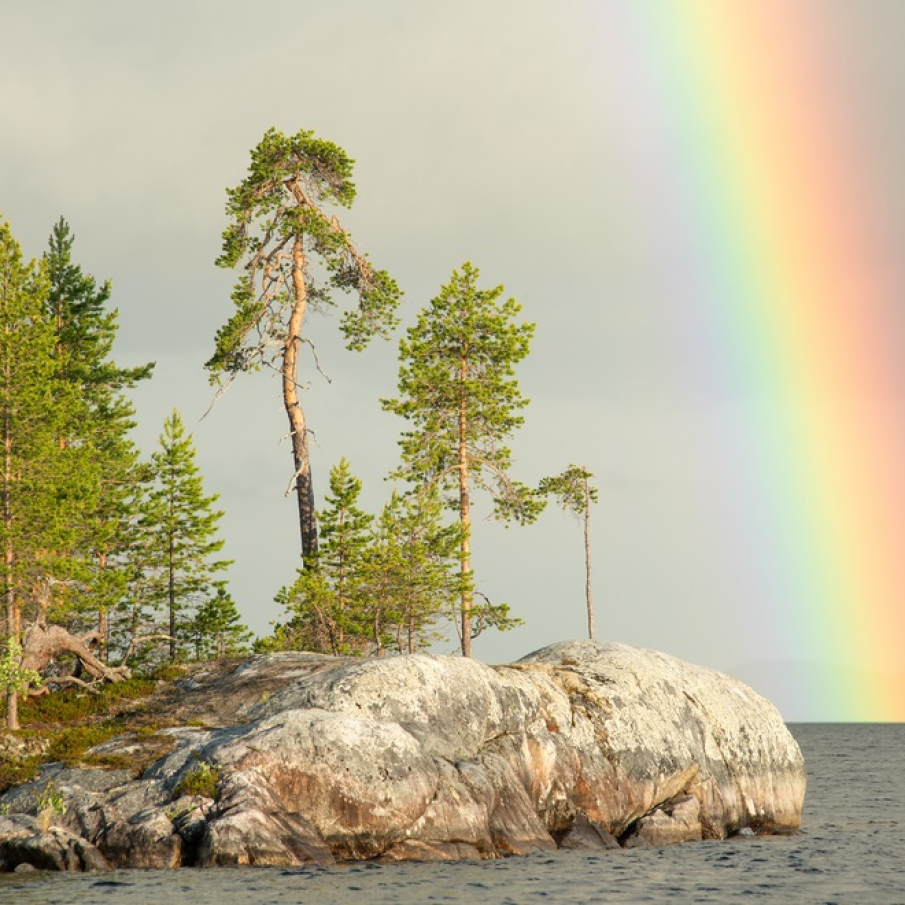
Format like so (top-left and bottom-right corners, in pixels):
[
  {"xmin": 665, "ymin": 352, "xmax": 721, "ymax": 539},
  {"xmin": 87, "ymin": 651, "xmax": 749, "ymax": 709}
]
[{"xmin": 2, "ymin": 1, "xmax": 904, "ymax": 721}]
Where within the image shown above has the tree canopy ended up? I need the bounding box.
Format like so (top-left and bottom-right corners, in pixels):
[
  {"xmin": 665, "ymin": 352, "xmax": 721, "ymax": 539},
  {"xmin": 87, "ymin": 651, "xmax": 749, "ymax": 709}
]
[
  {"xmin": 208, "ymin": 127, "xmax": 401, "ymax": 561},
  {"xmin": 139, "ymin": 410, "xmax": 233, "ymax": 662},
  {"xmin": 383, "ymin": 262, "xmax": 542, "ymax": 656}
]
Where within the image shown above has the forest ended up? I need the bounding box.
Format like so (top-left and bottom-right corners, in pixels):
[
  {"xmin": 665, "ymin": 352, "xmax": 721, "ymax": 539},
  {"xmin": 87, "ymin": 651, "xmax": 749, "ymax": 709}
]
[{"xmin": 0, "ymin": 127, "xmax": 597, "ymax": 731}]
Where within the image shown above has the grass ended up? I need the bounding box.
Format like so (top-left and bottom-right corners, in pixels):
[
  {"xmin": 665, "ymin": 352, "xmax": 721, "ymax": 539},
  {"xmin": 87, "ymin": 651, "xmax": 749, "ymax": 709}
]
[
  {"xmin": 1, "ymin": 670, "xmax": 184, "ymax": 794},
  {"xmin": 173, "ymin": 760, "xmax": 221, "ymax": 800},
  {"xmin": 18, "ymin": 677, "xmax": 158, "ymax": 726},
  {"xmin": 0, "ymin": 755, "xmax": 42, "ymax": 792}
]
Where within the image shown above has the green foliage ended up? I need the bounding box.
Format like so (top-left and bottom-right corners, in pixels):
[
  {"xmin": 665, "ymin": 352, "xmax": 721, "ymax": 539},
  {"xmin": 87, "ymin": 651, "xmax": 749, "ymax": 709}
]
[
  {"xmin": 539, "ymin": 465, "xmax": 598, "ymax": 516},
  {"xmin": 275, "ymin": 459, "xmax": 373, "ymax": 655},
  {"xmin": 362, "ymin": 489, "xmax": 468, "ymax": 654},
  {"xmin": 382, "ymin": 262, "xmax": 542, "ymax": 654},
  {"xmin": 18, "ymin": 676, "xmax": 156, "ymax": 725},
  {"xmin": 268, "ymin": 465, "xmax": 469, "ymax": 655},
  {"xmin": 0, "ymin": 213, "xmax": 157, "ymax": 728},
  {"xmin": 208, "ymin": 127, "xmax": 400, "ymax": 373},
  {"xmin": 540, "ymin": 465, "xmax": 598, "ymax": 639},
  {"xmin": 173, "ymin": 760, "xmax": 220, "ymax": 799},
  {"xmin": 0, "ymin": 215, "xmax": 89, "ymax": 629},
  {"xmin": 187, "ymin": 585, "xmax": 253, "ymax": 660},
  {"xmin": 383, "ymin": 262, "xmax": 536, "ymax": 508},
  {"xmin": 45, "ymin": 723, "xmax": 121, "ymax": 764},
  {"xmin": 36, "ymin": 780, "xmax": 66, "ymax": 815},
  {"xmin": 44, "ymin": 217, "xmax": 154, "ymax": 405},
  {"xmin": 0, "ymin": 640, "xmax": 42, "ymax": 696},
  {"xmin": 137, "ymin": 410, "xmax": 233, "ymax": 662},
  {"xmin": 41, "ymin": 220, "xmax": 154, "ymax": 653},
  {"xmin": 0, "ymin": 757, "xmax": 41, "ymax": 793},
  {"xmin": 208, "ymin": 127, "xmax": 402, "ymax": 561}
]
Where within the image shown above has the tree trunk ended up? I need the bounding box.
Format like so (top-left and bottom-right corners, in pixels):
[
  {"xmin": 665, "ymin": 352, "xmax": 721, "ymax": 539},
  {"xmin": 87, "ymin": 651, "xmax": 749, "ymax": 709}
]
[
  {"xmin": 21, "ymin": 619, "xmax": 131, "ymax": 685},
  {"xmin": 3, "ymin": 391, "xmax": 18, "ymax": 730},
  {"xmin": 458, "ymin": 352, "xmax": 472, "ymax": 658},
  {"xmin": 97, "ymin": 550, "xmax": 108, "ymax": 659},
  {"xmin": 285, "ymin": 237, "xmax": 318, "ymax": 562},
  {"xmin": 168, "ymin": 492, "xmax": 176, "ymax": 661},
  {"xmin": 584, "ymin": 480, "xmax": 595, "ymax": 640}
]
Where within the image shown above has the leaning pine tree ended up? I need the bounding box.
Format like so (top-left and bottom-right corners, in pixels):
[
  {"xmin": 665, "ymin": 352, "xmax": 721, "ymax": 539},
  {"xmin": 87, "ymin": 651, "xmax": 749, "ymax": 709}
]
[
  {"xmin": 139, "ymin": 410, "xmax": 232, "ymax": 662},
  {"xmin": 207, "ymin": 128, "xmax": 401, "ymax": 562},
  {"xmin": 382, "ymin": 262, "xmax": 543, "ymax": 657}
]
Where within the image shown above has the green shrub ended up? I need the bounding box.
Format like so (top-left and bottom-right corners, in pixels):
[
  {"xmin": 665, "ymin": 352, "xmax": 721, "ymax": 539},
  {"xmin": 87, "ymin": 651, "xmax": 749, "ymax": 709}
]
[
  {"xmin": 0, "ymin": 756, "xmax": 41, "ymax": 794},
  {"xmin": 46, "ymin": 724, "xmax": 120, "ymax": 765},
  {"xmin": 19, "ymin": 678, "xmax": 157, "ymax": 726},
  {"xmin": 36, "ymin": 780, "xmax": 65, "ymax": 816},
  {"xmin": 173, "ymin": 761, "xmax": 220, "ymax": 800}
]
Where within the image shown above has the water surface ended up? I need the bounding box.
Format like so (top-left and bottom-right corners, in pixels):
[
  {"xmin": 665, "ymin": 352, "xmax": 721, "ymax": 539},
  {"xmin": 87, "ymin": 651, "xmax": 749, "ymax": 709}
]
[{"xmin": 2, "ymin": 724, "xmax": 902, "ymax": 903}]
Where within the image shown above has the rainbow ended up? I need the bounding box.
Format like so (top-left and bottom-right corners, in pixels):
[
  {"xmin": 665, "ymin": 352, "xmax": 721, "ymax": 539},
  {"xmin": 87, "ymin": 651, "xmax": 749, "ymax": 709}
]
[{"xmin": 591, "ymin": 3, "xmax": 905, "ymax": 720}]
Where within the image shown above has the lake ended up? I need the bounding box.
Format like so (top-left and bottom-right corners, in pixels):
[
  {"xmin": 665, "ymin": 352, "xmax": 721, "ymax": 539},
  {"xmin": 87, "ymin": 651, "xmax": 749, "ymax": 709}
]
[{"xmin": 1, "ymin": 723, "xmax": 902, "ymax": 903}]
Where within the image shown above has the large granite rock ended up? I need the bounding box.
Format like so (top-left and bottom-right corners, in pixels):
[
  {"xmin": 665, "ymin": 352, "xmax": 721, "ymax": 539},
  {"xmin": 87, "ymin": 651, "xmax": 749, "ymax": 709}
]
[{"xmin": 0, "ymin": 641, "xmax": 805, "ymax": 869}]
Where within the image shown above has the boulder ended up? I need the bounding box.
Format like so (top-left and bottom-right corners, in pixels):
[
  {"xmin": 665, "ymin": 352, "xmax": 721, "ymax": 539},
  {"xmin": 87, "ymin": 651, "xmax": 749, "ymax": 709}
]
[
  {"xmin": 0, "ymin": 641, "xmax": 806, "ymax": 869},
  {"xmin": 0, "ymin": 815, "xmax": 110, "ymax": 872}
]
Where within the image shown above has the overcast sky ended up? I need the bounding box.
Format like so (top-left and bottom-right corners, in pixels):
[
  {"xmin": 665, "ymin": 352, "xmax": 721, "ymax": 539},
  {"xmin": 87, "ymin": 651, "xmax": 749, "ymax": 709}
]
[{"xmin": 2, "ymin": 1, "xmax": 903, "ymax": 720}]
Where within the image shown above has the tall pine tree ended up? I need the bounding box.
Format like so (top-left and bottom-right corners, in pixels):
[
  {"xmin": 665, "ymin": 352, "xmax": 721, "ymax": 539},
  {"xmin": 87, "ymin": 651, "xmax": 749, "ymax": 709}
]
[
  {"xmin": 207, "ymin": 128, "xmax": 401, "ymax": 561},
  {"xmin": 140, "ymin": 410, "xmax": 232, "ymax": 662},
  {"xmin": 383, "ymin": 262, "xmax": 542, "ymax": 657},
  {"xmin": 0, "ymin": 215, "xmax": 91, "ymax": 727}
]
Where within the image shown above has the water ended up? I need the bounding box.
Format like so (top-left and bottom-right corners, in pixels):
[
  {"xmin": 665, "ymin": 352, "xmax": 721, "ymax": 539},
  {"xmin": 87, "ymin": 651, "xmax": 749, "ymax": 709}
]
[{"xmin": 1, "ymin": 724, "xmax": 902, "ymax": 904}]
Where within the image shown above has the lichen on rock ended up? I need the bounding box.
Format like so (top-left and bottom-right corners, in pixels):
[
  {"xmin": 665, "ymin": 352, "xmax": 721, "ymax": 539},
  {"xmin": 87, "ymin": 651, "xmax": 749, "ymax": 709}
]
[{"xmin": 0, "ymin": 640, "xmax": 806, "ymax": 870}]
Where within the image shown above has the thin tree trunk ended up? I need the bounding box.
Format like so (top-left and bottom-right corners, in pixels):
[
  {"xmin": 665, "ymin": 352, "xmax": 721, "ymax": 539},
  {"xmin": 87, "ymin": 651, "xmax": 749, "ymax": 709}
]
[
  {"xmin": 3, "ymin": 387, "xmax": 18, "ymax": 730},
  {"xmin": 168, "ymin": 488, "xmax": 176, "ymax": 661},
  {"xmin": 98, "ymin": 550, "xmax": 108, "ymax": 659},
  {"xmin": 458, "ymin": 352, "xmax": 472, "ymax": 657},
  {"xmin": 285, "ymin": 237, "xmax": 318, "ymax": 562},
  {"xmin": 584, "ymin": 480, "xmax": 595, "ymax": 640}
]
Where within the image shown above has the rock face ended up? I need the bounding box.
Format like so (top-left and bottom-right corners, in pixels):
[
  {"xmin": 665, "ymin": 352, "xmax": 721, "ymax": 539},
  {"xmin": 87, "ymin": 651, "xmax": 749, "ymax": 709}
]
[{"xmin": 0, "ymin": 641, "xmax": 805, "ymax": 870}]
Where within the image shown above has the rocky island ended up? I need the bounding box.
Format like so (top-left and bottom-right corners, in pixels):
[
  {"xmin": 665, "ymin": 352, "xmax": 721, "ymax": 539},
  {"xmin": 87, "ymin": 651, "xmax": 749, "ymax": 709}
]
[{"xmin": 0, "ymin": 640, "xmax": 805, "ymax": 871}]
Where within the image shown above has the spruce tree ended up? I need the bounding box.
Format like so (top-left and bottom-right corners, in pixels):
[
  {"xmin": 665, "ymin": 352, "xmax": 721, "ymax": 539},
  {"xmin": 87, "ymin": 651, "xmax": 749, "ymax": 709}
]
[
  {"xmin": 44, "ymin": 217, "xmax": 154, "ymax": 408},
  {"xmin": 207, "ymin": 128, "xmax": 401, "ymax": 562},
  {"xmin": 187, "ymin": 584, "xmax": 252, "ymax": 660},
  {"xmin": 540, "ymin": 465, "xmax": 599, "ymax": 639},
  {"xmin": 275, "ymin": 459, "xmax": 373, "ymax": 654},
  {"xmin": 140, "ymin": 410, "xmax": 232, "ymax": 662},
  {"xmin": 365, "ymin": 489, "xmax": 466, "ymax": 654},
  {"xmin": 43, "ymin": 218, "xmax": 154, "ymax": 652},
  {"xmin": 382, "ymin": 262, "xmax": 543, "ymax": 656}
]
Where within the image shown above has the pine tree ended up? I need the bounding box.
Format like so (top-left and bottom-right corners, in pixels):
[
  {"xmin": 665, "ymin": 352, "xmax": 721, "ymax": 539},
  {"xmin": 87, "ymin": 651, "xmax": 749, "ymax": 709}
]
[
  {"xmin": 43, "ymin": 218, "xmax": 154, "ymax": 652},
  {"xmin": 540, "ymin": 465, "xmax": 599, "ymax": 639},
  {"xmin": 207, "ymin": 128, "xmax": 401, "ymax": 562},
  {"xmin": 140, "ymin": 410, "xmax": 232, "ymax": 662},
  {"xmin": 0, "ymin": 215, "xmax": 92, "ymax": 727},
  {"xmin": 382, "ymin": 262, "xmax": 543, "ymax": 656}
]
